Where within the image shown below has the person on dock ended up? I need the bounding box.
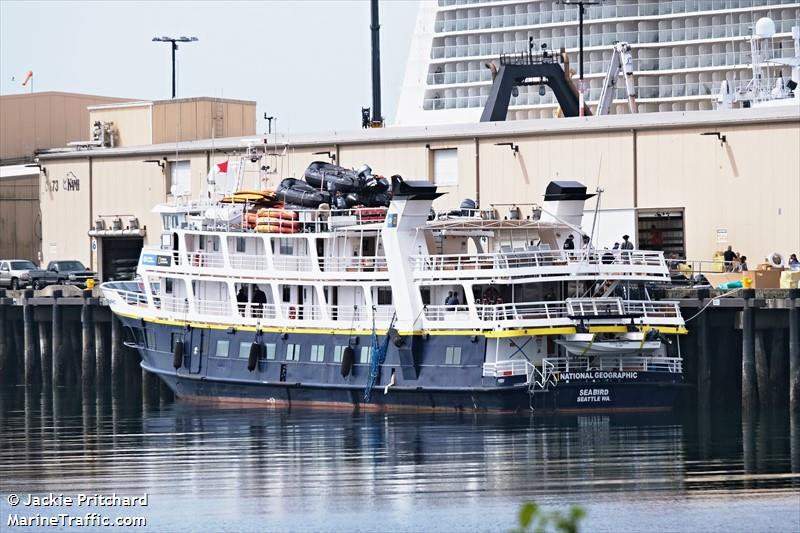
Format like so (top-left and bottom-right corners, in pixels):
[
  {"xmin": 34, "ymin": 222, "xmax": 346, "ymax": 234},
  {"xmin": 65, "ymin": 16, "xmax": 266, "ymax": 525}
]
[
  {"xmin": 788, "ymin": 253, "xmax": 799, "ymax": 270},
  {"xmin": 737, "ymin": 256, "xmax": 748, "ymax": 272},
  {"xmin": 723, "ymin": 245, "xmax": 738, "ymax": 272}
]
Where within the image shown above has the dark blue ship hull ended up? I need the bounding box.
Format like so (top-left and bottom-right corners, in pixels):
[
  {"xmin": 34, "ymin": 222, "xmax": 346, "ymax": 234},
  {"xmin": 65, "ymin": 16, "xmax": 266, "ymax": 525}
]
[{"xmin": 120, "ymin": 316, "xmax": 683, "ymax": 414}]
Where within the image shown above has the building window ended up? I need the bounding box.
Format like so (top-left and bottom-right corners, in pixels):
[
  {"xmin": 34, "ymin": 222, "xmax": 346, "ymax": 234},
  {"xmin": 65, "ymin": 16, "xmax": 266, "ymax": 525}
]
[
  {"xmin": 235, "ymin": 236, "xmax": 246, "ymax": 253},
  {"xmin": 215, "ymin": 340, "xmax": 230, "ymax": 358},
  {"xmin": 333, "ymin": 345, "xmax": 345, "ymax": 363},
  {"xmin": 238, "ymin": 341, "xmax": 251, "ymax": 359},
  {"xmin": 445, "ymin": 346, "xmax": 461, "ymax": 365},
  {"xmin": 432, "ymin": 148, "xmax": 457, "ymax": 186},
  {"xmin": 377, "ymin": 287, "xmax": 392, "ymax": 305},
  {"xmin": 360, "ymin": 346, "xmax": 372, "ymax": 364},
  {"xmin": 168, "ymin": 160, "xmax": 191, "ymax": 196},
  {"xmin": 286, "ymin": 343, "xmax": 300, "ymax": 361},
  {"xmin": 264, "ymin": 343, "xmax": 276, "ymax": 360},
  {"xmin": 310, "ymin": 345, "xmax": 325, "ymax": 362}
]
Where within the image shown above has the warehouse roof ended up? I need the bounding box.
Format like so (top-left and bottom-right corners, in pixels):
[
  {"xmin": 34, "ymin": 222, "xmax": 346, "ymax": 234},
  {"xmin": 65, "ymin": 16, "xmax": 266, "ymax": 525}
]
[{"xmin": 38, "ymin": 106, "xmax": 800, "ymax": 161}]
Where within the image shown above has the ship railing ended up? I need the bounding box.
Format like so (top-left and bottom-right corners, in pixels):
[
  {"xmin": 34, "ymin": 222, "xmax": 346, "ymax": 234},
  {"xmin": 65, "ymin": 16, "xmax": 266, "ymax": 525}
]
[
  {"xmin": 271, "ymin": 256, "xmax": 316, "ymax": 272},
  {"xmin": 102, "ymin": 285, "xmax": 148, "ymax": 307},
  {"xmin": 545, "ymin": 355, "xmax": 683, "ymax": 374},
  {"xmin": 482, "ymin": 359, "xmax": 531, "ymax": 378},
  {"xmin": 197, "ymin": 206, "xmax": 389, "ymax": 234},
  {"xmin": 230, "ymin": 254, "xmax": 268, "ymax": 270},
  {"xmin": 318, "ymin": 255, "xmax": 389, "ymax": 273},
  {"xmin": 183, "ymin": 251, "xmax": 226, "ymax": 269},
  {"xmin": 412, "ymin": 249, "xmax": 668, "ymax": 278},
  {"xmin": 422, "ymin": 299, "xmax": 683, "ymax": 329}
]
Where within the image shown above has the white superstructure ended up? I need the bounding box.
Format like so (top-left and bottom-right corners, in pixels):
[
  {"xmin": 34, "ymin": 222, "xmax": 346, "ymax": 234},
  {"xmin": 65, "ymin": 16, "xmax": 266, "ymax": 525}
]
[{"xmin": 396, "ymin": 0, "xmax": 800, "ymax": 125}]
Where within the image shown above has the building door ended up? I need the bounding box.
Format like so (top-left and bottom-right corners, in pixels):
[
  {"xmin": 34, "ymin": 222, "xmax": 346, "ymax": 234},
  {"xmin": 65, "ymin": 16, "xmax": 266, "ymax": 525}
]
[
  {"xmin": 636, "ymin": 209, "xmax": 685, "ymax": 258},
  {"xmin": 100, "ymin": 237, "xmax": 144, "ymax": 281}
]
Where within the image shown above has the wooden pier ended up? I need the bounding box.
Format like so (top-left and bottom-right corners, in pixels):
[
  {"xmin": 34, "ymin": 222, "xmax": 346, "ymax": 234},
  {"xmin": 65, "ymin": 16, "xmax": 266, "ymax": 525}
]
[
  {"xmin": 664, "ymin": 287, "xmax": 800, "ymax": 414},
  {"xmin": 0, "ymin": 288, "xmax": 171, "ymax": 406}
]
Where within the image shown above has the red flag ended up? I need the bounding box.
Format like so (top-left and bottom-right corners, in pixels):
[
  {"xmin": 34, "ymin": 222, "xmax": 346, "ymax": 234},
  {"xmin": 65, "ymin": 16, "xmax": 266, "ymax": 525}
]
[
  {"xmin": 216, "ymin": 161, "xmax": 228, "ymax": 173},
  {"xmin": 21, "ymin": 70, "xmax": 33, "ymax": 87}
]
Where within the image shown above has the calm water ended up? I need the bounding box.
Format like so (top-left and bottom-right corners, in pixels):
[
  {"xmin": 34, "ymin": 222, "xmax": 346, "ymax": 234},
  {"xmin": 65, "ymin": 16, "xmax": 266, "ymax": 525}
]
[{"xmin": 1, "ymin": 385, "xmax": 798, "ymax": 533}]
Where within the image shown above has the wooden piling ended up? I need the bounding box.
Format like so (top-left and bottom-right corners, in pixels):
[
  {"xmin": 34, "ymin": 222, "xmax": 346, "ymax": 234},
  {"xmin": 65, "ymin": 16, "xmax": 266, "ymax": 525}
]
[
  {"xmin": 39, "ymin": 324, "xmax": 52, "ymax": 387},
  {"xmin": 790, "ymin": 289, "xmax": 800, "ymax": 413},
  {"xmin": 12, "ymin": 314, "xmax": 24, "ymax": 384},
  {"xmin": 95, "ymin": 321, "xmax": 109, "ymax": 387},
  {"xmin": 23, "ymin": 290, "xmax": 39, "ymax": 385},
  {"xmin": 142, "ymin": 369, "xmax": 160, "ymax": 405},
  {"xmin": 742, "ymin": 288, "xmax": 757, "ymax": 412},
  {"xmin": 769, "ymin": 329, "xmax": 787, "ymax": 409},
  {"xmin": 81, "ymin": 300, "xmax": 95, "ymax": 391},
  {"xmin": 697, "ymin": 310, "xmax": 711, "ymax": 410},
  {"xmin": 0, "ymin": 302, "xmax": 9, "ymax": 384},
  {"xmin": 52, "ymin": 290, "xmax": 65, "ymax": 387},
  {"xmin": 755, "ymin": 330, "xmax": 770, "ymax": 408},
  {"xmin": 111, "ymin": 315, "xmax": 124, "ymax": 387}
]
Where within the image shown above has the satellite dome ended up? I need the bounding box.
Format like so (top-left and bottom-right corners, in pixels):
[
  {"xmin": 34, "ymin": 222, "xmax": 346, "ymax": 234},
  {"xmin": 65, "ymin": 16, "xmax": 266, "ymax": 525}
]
[{"xmin": 754, "ymin": 17, "xmax": 776, "ymax": 39}]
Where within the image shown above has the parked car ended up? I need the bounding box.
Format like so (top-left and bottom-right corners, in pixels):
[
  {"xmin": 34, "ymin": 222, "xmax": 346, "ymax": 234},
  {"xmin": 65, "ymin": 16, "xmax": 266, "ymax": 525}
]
[
  {"xmin": 32, "ymin": 260, "xmax": 98, "ymax": 289},
  {"xmin": 0, "ymin": 259, "xmax": 43, "ymax": 290}
]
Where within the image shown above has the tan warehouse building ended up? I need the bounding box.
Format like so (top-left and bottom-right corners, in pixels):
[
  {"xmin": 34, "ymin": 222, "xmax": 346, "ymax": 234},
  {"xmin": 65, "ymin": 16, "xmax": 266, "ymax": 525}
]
[{"xmin": 36, "ymin": 106, "xmax": 799, "ymax": 280}]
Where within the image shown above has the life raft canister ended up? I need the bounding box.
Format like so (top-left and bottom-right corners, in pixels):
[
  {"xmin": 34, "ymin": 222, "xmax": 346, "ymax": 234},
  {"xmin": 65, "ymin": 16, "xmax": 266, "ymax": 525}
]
[
  {"xmin": 340, "ymin": 346, "xmax": 355, "ymax": 378},
  {"xmin": 172, "ymin": 340, "xmax": 185, "ymax": 369},
  {"xmin": 247, "ymin": 342, "xmax": 261, "ymax": 372}
]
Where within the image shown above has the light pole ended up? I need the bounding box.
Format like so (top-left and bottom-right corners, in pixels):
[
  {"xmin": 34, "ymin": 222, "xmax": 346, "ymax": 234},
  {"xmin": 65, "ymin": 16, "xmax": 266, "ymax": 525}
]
[
  {"xmin": 560, "ymin": 1, "xmax": 600, "ymax": 117},
  {"xmin": 152, "ymin": 36, "xmax": 198, "ymax": 98}
]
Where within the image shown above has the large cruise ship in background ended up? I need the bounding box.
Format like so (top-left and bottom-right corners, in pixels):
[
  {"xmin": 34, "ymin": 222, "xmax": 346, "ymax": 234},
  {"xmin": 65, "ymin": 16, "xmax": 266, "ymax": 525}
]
[{"xmin": 396, "ymin": 0, "xmax": 800, "ymax": 125}]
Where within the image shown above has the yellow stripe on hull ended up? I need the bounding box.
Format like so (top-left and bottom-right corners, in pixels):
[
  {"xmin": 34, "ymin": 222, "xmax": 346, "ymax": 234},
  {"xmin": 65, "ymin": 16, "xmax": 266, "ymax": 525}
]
[{"xmin": 114, "ymin": 311, "xmax": 687, "ymax": 337}]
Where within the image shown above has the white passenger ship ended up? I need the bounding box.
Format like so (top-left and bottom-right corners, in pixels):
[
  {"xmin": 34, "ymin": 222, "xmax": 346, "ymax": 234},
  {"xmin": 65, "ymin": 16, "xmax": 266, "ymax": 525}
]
[{"xmin": 102, "ymin": 172, "xmax": 687, "ymax": 413}]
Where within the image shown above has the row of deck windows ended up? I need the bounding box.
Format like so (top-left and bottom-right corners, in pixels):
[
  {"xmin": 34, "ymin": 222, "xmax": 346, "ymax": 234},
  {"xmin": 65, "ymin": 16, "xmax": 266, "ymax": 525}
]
[
  {"xmin": 157, "ymin": 331, "xmax": 464, "ymax": 366},
  {"xmin": 199, "ymin": 339, "xmax": 463, "ymax": 365}
]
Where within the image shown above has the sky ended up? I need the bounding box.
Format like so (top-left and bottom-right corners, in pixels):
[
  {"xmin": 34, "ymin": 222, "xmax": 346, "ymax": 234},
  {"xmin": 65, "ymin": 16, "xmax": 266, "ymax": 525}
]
[{"xmin": 0, "ymin": 0, "xmax": 421, "ymax": 135}]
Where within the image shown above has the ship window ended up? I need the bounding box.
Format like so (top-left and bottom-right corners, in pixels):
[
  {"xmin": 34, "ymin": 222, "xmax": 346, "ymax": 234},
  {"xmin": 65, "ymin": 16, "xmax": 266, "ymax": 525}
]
[
  {"xmin": 215, "ymin": 340, "xmax": 230, "ymax": 358},
  {"xmin": 360, "ymin": 346, "xmax": 372, "ymax": 364},
  {"xmin": 238, "ymin": 341, "xmax": 251, "ymax": 359},
  {"xmin": 286, "ymin": 343, "xmax": 300, "ymax": 361},
  {"xmin": 333, "ymin": 345, "xmax": 345, "ymax": 363},
  {"xmin": 165, "ymin": 278, "xmax": 174, "ymax": 294},
  {"xmin": 235, "ymin": 237, "xmax": 246, "ymax": 253},
  {"xmin": 310, "ymin": 345, "xmax": 325, "ymax": 362},
  {"xmin": 377, "ymin": 287, "xmax": 392, "ymax": 305},
  {"xmin": 145, "ymin": 330, "xmax": 156, "ymax": 349},
  {"xmin": 264, "ymin": 343, "xmax": 276, "ymax": 360},
  {"xmin": 445, "ymin": 346, "xmax": 462, "ymax": 365},
  {"xmin": 282, "ymin": 286, "xmax": 291, "ymax": 303},
  {"xmin": 279, "ymin": 238, "xmax": 294, "ymax": 255},
  {"xmin": 432, "ymin": 148, "xmax": 458, "ymax": 186}
]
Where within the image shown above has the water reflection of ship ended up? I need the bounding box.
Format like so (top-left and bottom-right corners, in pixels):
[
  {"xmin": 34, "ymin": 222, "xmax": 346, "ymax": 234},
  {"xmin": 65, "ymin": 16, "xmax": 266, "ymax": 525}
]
[{"xmin": 1, "ymin": 388, "xmax": 797, "ymax": 499}]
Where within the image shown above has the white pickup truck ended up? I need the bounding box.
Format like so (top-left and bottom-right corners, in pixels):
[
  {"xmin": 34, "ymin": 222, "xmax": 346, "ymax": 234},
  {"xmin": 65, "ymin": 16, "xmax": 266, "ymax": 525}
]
[{"xmin": 0, "ymin": 259, "xmax": 43, "ymax": 290}]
